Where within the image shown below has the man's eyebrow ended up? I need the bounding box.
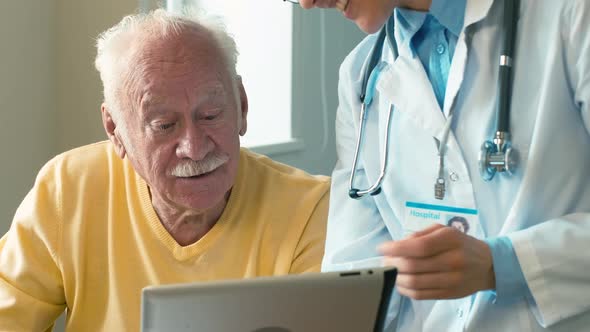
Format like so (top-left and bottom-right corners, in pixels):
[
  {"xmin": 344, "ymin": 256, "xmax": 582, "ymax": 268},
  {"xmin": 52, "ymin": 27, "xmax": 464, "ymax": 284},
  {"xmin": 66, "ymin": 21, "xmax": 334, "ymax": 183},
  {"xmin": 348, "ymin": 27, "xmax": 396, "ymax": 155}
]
[
  {"xmin": 139, "ymin": 93, "xmax": 166, "ymax": 112},
  {"xmin": 199, "ymin": 85, "xmax": 229, "ymax": 101},
  {"xmin": 139, "ymin": 84, "xmax": 231, "ymax": 116},
  {"xmin": 192, "ymin": 86, "xmax": 232, "ymax": 110},
  {"xmin": 141, "ymin": 100, "xmax": 169, "ymax": 119}
]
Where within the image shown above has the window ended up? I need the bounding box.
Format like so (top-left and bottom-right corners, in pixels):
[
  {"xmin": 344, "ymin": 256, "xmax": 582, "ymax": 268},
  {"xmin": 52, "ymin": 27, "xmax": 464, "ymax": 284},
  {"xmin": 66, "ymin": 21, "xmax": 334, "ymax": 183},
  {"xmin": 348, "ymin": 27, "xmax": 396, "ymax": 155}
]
[
  {"xmin": 143, "ymin": 0, "xmax": 364, "ymax": 175},
  {"xmin": 166, "ymin": 0, "xmax": 296, "ymax": 150}
]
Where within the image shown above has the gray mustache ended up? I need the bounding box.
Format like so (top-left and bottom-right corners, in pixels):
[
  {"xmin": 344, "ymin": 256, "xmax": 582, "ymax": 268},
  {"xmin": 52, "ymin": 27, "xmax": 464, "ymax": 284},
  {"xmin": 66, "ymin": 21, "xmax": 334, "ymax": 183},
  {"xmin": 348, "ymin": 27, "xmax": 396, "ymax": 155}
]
[{"xmin": 169, "ymin": 153, "xmax": 229, "ymax": 177}]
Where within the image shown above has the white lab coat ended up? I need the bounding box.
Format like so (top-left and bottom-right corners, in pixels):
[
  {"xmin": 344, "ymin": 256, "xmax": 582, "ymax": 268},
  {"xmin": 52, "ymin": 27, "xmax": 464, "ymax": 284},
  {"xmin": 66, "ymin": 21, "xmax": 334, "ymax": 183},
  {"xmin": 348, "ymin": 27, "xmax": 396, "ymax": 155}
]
[{"xmin": 322, "ymin": 0, "xmax": 590, "ymax": 330}]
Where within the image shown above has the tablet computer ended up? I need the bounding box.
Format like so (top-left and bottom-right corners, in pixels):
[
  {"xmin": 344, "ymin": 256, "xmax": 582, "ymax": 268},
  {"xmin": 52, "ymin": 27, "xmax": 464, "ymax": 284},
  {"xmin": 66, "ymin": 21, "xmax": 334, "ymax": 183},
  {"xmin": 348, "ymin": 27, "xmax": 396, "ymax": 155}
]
[{"xmin": 141, "ymin": 267, "xmax": 396, "ymax": 332}]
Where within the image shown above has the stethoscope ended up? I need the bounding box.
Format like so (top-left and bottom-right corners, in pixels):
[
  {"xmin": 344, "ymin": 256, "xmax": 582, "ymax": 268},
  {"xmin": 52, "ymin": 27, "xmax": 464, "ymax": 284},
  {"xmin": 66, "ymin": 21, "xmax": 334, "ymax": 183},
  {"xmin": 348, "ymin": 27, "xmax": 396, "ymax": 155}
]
[{"xmin": 348, "ymin": 0, "xmax": 520, "ymax": 200}]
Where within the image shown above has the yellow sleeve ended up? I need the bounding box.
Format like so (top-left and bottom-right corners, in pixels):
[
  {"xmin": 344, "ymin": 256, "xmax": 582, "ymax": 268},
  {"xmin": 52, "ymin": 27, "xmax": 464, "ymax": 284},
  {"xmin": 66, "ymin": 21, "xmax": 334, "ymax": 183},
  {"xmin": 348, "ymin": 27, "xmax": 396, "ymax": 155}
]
[
  {"xmin": 0, "ymin": 164, "xmax": 66, "ymax": 331},
  {"xmin": 289, "ymin": 189, "xmax": 330, "ymax": 274}
]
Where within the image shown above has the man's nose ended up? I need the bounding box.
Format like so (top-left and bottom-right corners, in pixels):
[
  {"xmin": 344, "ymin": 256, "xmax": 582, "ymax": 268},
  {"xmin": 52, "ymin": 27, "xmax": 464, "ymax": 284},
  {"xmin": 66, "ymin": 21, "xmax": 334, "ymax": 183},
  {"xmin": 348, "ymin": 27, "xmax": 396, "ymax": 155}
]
[{"xmin": 175, "ymin": 125, "xmax": 212, "ymax": 161}]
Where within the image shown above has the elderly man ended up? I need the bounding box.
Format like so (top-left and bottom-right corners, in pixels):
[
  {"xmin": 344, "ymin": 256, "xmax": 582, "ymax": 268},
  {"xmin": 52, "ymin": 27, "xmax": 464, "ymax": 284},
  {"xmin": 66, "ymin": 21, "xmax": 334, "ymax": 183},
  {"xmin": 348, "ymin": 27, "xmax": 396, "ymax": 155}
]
[{"xmin": 0, "ymin": 9, "xmax": 329, "ymax": 331}]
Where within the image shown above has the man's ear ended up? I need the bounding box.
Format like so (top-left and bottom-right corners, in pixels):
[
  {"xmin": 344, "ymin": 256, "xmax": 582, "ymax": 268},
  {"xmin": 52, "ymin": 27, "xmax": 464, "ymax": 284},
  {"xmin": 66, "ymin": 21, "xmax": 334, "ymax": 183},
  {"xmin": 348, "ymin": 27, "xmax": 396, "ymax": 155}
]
[
  {"xmin": 237, "ymin": 76, "xmax": 248, "ymax": 136},
  {"xmin": 101, "ymin": 104, "xmax": 126, "ymax": 159}
]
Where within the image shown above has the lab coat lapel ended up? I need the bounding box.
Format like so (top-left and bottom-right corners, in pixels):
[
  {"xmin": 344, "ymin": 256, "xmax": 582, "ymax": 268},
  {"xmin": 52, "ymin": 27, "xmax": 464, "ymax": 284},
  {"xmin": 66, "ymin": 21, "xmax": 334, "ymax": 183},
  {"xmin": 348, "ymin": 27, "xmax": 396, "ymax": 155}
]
[
  {"xmin": 465, "ymin": 0, "xmax": 495, "ymax": 27},
  {"xmin": 376, "ymin": 55, "xmax": 445, "ymax": 139},
  {"xmin": 443, "ymin": 32, "xmax": 468, "ymax": 118},
  {"xmin": 373, "ymin": 0, "xmax": 496, "ymax": 139},
  {"xmin": 376, "ymin": 0, "xmax": 495, "ymax": 137},
  {"xmin": 444, "ymin": 0, "xmax": 495, "ymax": 117}
]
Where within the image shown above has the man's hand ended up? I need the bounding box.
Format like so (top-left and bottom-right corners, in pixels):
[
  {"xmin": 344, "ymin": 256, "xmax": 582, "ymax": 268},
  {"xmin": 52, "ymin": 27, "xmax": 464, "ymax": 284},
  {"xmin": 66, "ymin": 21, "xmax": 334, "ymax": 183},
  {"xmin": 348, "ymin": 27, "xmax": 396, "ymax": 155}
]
[{"xmin": 378, "ymin": 224, "xmax": 495, "ymax": 300}]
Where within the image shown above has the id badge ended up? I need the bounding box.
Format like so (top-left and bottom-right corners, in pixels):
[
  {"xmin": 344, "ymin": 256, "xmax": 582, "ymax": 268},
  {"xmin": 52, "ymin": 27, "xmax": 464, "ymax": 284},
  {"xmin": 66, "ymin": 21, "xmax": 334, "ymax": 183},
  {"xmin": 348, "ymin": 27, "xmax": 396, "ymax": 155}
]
[{"xmin": 403, "ymin": 201, "xmax": 480, "ymax": 237}]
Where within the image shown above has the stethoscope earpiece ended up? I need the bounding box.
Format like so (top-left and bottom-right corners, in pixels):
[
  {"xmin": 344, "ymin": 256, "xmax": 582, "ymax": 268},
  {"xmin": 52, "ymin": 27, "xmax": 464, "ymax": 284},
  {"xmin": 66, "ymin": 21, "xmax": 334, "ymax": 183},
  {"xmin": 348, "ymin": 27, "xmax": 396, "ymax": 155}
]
[
  {"xmin": 348, "ymin": 189, "xmax": 361, "ymax": 199},
  {"xmin": 348, "ymin": 187, "xmax": 382, "ymax": 199}
]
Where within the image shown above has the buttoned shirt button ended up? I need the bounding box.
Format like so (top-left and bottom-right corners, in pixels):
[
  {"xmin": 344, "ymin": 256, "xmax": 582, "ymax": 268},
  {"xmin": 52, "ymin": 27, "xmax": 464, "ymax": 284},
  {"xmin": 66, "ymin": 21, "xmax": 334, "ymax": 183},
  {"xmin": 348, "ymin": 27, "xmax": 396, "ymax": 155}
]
[
  {"xmin": 436, "ymin": 44, "xmax": 446, "ymax": 54},
  {"xmin": 457, "ymin": 308, "xmax": 464, "ymax": 318},
  {"xmin": 449, "ymin": 172, "xmax": 459, "ymax": 182}
]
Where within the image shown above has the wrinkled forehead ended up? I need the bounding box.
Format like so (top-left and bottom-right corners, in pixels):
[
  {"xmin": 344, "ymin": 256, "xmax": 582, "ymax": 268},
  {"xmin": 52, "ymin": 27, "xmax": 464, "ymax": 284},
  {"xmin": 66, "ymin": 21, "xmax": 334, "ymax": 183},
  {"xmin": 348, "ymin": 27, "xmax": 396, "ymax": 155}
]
[
  {"xmin": 139, "ymin": 82, "xmax": 230, "ymax": 110},
  {"xmin": 122, "ymin": 29, "xmax": 237, "ymax": 108},
  {"xmin": 130, "ymin": 27, "xmax": 224, "ymax": 71}
]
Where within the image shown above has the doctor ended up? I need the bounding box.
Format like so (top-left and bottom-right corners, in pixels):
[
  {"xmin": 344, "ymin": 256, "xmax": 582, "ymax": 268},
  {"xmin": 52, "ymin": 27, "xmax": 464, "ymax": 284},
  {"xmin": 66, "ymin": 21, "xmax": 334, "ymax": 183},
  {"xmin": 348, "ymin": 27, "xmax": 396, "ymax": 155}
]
[{"xmin": 298, "ymin": 0, "xmax": 590, "ymax": 330}]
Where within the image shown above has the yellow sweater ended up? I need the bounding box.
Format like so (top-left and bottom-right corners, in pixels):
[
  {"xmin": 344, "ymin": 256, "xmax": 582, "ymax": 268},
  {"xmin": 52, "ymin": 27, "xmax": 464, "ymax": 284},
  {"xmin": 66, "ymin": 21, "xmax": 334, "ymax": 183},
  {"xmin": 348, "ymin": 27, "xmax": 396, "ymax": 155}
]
[{"xmin": 0, "ymin": 142, "xmax": 330, "ymax": 331}]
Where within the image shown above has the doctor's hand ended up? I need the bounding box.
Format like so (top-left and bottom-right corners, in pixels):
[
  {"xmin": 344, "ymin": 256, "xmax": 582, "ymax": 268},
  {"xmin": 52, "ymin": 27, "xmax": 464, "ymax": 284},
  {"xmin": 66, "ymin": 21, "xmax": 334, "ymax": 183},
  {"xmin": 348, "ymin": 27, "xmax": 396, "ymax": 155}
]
[{"xmin": 378, "ymin": 224, "xmax": 495, "ymax": 300}]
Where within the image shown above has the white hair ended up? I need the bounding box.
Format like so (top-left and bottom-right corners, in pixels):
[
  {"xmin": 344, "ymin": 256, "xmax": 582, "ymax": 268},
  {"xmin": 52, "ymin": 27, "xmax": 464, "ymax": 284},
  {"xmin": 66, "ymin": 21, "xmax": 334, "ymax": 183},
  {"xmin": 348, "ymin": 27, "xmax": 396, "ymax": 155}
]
[{"xmin": 94, "ymin": 8, "xmax": 239, "ymax": 123}]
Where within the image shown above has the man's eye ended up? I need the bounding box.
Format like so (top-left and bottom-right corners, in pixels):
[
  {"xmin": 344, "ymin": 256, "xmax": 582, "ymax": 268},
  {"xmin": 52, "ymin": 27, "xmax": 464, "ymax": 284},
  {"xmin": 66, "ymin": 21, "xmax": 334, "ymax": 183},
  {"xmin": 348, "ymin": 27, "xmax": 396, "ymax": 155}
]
[
  {"xmin": 201, "ymin": 109, "xmax": 223, "ymax": 121},
  {"xmin": 156, "ymin": 123, "xmax": 175, "ymax": 131}
]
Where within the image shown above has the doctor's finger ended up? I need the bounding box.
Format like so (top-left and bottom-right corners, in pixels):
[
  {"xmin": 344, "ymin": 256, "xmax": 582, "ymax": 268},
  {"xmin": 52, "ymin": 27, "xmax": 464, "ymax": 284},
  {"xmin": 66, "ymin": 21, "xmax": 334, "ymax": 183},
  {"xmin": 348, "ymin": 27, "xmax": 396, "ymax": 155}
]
[
  {"xmin": 383, "ymin": 249, "xmax": 463, "ymax": 274},
  {"xmin": 396, "ymin": 283, "xmax": 471, "ymax": 300},
  {"xmin": 406, "ymin": 223, "xmax": 446, "ymax": 238},
  {"xmin": 395, "ymin": 271, "xmax": 463, "ymax": 291},
  {"xmin": 378, "ymin": 227, "xmax": 459, "ymax": 258}
]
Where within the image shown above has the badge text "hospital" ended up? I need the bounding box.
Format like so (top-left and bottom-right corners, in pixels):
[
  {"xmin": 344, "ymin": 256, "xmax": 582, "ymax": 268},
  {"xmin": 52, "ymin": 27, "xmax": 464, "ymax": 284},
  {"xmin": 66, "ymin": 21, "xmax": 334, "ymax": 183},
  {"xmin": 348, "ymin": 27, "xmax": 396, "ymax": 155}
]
[{"xmin": 409, "ymin": 210, "xmax": 441, "ymax": 220}]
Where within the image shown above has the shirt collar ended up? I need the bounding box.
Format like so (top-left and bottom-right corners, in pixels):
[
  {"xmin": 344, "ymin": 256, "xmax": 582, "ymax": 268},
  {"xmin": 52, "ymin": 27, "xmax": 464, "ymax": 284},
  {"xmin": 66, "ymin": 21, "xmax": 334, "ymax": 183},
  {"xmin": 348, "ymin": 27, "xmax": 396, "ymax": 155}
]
[
  {"xmin": 394, "ymin": 8, "xmax": 427, "ymax": 48},
  {"xmin": 430, "ymin": 0, "xmax": 466, "ymax": 37},
  {"xmin": 394, "ymin": 0, "xmax": 466, "ymax": 54}
]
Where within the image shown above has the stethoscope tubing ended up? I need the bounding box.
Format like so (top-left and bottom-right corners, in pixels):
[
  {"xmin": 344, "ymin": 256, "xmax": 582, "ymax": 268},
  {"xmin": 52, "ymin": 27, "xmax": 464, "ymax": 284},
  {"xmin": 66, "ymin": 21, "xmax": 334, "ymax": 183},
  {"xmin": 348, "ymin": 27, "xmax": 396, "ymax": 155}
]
[
  {"xmin": 348, "ymin": 25, "xmax": 392, "ymax": 199},
  {"xmin": 497, "ymin": 0, "xmax": 518, "ymax": 133},
  {"xmin": 349, "ymin": 0, "xmax": 519, "ymax": 199}
]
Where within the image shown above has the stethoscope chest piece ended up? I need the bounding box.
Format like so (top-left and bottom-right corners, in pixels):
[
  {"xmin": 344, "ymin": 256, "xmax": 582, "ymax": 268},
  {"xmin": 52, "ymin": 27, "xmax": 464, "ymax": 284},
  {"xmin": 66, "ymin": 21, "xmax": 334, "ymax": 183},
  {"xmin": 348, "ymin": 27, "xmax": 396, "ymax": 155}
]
[
  {"xmin": 478, "ymin": 135, "xmax": 518, "ymax": 181},
  {"xmin": 348, "ymin": 0, "xmax": 521, "ymax": 198},
  {"xmin": 478, "ymin": 0, "xmax": 520, "ymax": 182}
]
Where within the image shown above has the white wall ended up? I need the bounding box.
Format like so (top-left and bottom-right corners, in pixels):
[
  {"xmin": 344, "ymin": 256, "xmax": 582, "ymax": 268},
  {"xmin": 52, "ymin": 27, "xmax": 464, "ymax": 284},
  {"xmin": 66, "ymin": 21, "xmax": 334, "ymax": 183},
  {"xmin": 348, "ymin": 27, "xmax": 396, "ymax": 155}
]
[
  {"xmin": 0, "ymin": 0, "xmax": 139, "ymax": 235},
  {"xmin": 274, "ymin": 9, "xmax": 365, "ymax": 175},
  {"xmin": 55, "ymin": 0, "xmax": 140, "ymax": 151},
  {"xmin": 0, "ymin": 1, "xmax": 57, "ymax": 234},
  {"xmin": 1, "ymin": 2, "xmax": 138, "ymax": 330}
]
